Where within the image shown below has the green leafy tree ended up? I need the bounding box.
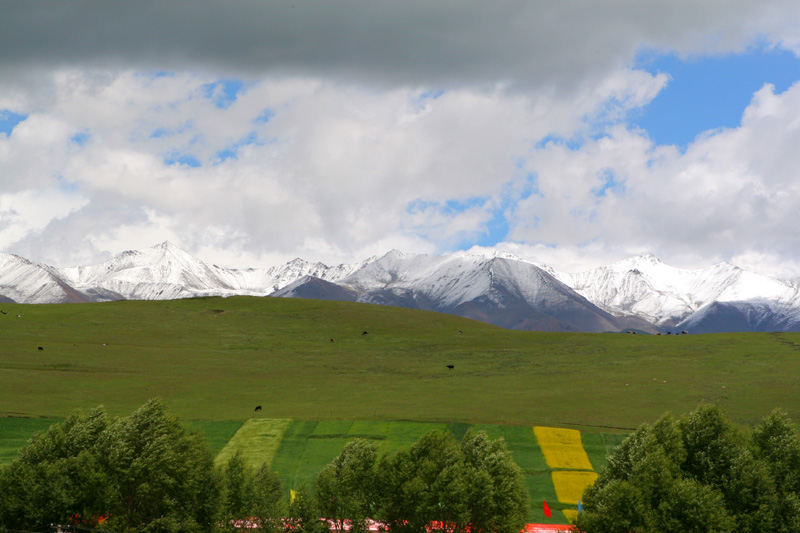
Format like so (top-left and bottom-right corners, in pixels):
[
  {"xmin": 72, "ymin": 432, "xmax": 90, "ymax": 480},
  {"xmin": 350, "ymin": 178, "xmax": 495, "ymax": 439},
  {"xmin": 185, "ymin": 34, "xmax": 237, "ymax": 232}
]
[
  {"xmin": 460, "ymin": 430, "xmax": 528, "ymax": 533},
  {"xmin": 576, "ymin": 404, "xmax": 800, "ymax": 533},
  {"xmin": 0, "ymin": 407, "xmax": 112, "ymax": 531},
  {"xmin": 221, "ymin": 452, "xmax": 284, "ymax": 531},
  {"xmin": 251, "ymin": 464, "xmax": 284, "ymax": 532},
  {"xmin": 751, "ymin": 409, "xmax": 800, "ymax": 532},
  {"xmin": 96, "ymin": 398, "xmax": 222, "ymax": 532},
  {"xmin": 378, "ymin": 429, "xmax": 528, "ymax": 533},
  {"xmin": 379, "ymin": 430, "xmax": 470, "ymax": 533},
  {"xmin": 0, "ymin": 399, "xmax": 222, "ymax": 533},
  {"xmin": 222, "ymin": 451, "xmax": 255, "ymax": 528},
  {"xmin": 286, "ymin": 482, "xmax": 328, "ymax": 533},
  {"xmin": 316, "ymin": 438, "xmax": 378, "ymax": 533}
]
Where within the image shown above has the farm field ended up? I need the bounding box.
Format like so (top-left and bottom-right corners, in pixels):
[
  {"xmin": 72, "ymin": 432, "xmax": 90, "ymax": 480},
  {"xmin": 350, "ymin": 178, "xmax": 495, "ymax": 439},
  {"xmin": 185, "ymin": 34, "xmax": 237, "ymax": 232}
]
[
  {"xmin": 0, "ymin": 414, "xmax": 623, "ymax": 524},
  {"xmin": 2, "ymin": 296, "xmax": 800, "ymax": 523}
]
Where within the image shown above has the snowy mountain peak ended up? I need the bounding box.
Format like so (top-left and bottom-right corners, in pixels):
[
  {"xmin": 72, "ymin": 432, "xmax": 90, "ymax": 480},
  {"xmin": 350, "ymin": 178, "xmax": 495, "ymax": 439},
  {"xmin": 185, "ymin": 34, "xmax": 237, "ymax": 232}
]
[
  {"xmin": 602, "ymin": 253, "xmax": 665, "ymax": 272},
  {"xmin": 453, "ymin": 249, "xmax": 525, "ymax": 262},
  {"xmin": 381, "ymin": 249, "xmax": 417, "ymax": 261},
  {"xmin": 2, "ymin": 244, "xmax": 800, "ymax": 333}
]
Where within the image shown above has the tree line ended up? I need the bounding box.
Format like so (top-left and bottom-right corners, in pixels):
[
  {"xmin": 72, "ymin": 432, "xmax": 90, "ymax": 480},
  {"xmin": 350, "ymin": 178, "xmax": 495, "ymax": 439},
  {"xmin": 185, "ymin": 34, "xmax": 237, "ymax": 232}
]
[
  {"xmin": 576, "ymin": 404, "xmax": 800, "ymax": 532},
  {"xmin": 6, "ymin": 399, "xmax": 799, "ymax": 533},
  {"xmin": 0, "ymin": 399, "xmax": 529, "ymax": 533}
]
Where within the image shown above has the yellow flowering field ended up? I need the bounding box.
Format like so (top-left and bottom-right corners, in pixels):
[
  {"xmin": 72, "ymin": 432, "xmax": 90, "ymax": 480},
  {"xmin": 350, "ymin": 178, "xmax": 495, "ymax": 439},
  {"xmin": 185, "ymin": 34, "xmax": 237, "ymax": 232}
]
[
  {"xmin": 551, "ymin": 470, "xmax": 598, "ymax": 505},
  {"xmin": 533, "ymin": 426, "xmax": 594, "ymax": 470},
  {"xmin": 562, "ymin": 509, "xmax": 578, "ymax": 524}
]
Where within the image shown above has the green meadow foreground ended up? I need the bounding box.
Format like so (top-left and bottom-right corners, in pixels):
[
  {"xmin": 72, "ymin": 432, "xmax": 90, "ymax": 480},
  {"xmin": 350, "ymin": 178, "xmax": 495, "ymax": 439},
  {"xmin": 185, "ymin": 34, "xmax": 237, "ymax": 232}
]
[
  {"xmin": 2, "ymin": 296, "xmax": 798, "ymax": 425},
  {"xmin": 2, "ymin": 296, "xmax": 800, "ymax": 523}
]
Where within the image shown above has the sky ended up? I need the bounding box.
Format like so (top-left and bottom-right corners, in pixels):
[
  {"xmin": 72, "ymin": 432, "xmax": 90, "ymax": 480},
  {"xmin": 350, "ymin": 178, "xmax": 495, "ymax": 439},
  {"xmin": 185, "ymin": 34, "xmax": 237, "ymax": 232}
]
[{"xmin": 3, "ymin": 1, "xmax": 800, "ymax": 278}]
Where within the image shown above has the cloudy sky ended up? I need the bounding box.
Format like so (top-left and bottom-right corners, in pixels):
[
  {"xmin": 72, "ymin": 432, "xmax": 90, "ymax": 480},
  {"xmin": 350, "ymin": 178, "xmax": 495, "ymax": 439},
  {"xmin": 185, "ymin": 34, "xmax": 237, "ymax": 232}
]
[{"xmin": 3, "ymin": 1, "xmax": 800, "ymax": 277}]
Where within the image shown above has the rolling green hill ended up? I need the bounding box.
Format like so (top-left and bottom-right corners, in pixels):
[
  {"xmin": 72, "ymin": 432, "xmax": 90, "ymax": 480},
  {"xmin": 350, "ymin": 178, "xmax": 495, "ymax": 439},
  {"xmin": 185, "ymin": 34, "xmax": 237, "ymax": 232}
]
[{"xmin": 2, "ymin": 296, "xmax": 798, "ymax": 427}]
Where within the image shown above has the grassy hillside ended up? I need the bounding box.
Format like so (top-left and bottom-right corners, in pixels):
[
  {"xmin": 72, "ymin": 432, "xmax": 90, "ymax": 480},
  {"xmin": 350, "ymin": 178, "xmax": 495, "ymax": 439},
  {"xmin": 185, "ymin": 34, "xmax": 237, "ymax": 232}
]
[
  {"xmin": 3, "ymin": 295, "xmax": 799, "ymax": 524},
  {"xmin": 2, "ymin": 296, "xmax": 800, "ymax": 428}
]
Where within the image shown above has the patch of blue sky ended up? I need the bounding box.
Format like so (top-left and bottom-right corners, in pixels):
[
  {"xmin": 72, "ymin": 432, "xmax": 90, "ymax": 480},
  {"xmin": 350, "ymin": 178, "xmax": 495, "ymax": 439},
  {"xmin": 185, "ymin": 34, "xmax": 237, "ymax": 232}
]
[
  {"xmin": 0, "ymin": 110, "xmax": 27, "ymax": 136},
  {"xmin": 592, "ymin": 168, "xmax": 625, "ymax": 197},
  {"xmin": 214, "ymin": 131, "xmax": 259, "ymax": 164},
  {"xmin": 70, "ymin": 131, "xmax": 91, "ymax": 146},
  {"xmin": 56, "ymin": 175, "xmax": 80, "ymax": 194},
  {"xmin": 202, "ymin": 79, "xmax": 245, "ymax": 109},
  {"xmin": 150, "ymin": 127, "xmax": 171, "ymax": 139},
  {"xmin": 474, "ymin": 208, "xmax": 510, "ymax": 247},
  {"xmin": 407, "ymin": 175, "xmax": 542, "ymax": 248},
  {"xmin": 472, "ymin": 173, "xmax": 543, "ymax": 246},
  {"xmin": 519, "ymin": 172, "xmax": 542, "ymax": 199},
  {"xmin": 135, "ymin": 70, "xmax": 176, "ymax": 80},
  {"xmin": 164, "ymin": 153, "xmax": 202, "ymax": 168},
  {"xmin": 420, "ymin": 89, "xmax": 444, "ymax": 100},
  {"xmin": 149, "ymin": 120, "xmax": 196, "ymax": 140},
  {"xmin": 407, "ymin": 195, "xmax": 510, "ymax": 248},
  {"xmin": 534, "ymin": 134, "xmax": 585, "ymax": 151},
  {"xmin": 633, "ymin": 47, "xmax": 800, "ymax": 148},
  {"xmin": 410, "ymin": 88, "xmax": 445, "ymax": 111},
  {"xmin": 215, "ymin": 148, "xmax": 237, "ymax": 162},
  {"xmin": 254, "ymin": 108, "xmax": 275, "ymax": 124}
]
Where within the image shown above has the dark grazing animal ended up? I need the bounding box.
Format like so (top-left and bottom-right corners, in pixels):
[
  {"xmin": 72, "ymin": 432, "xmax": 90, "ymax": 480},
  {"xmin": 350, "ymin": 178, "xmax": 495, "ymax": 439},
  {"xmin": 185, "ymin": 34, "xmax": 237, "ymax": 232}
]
[
  {"xmin": 446, "ymin": 364, "xmax": 454, "ymax": 369},
  {"xmin": 254, "ymin": 405, "xmax": 262, "ymax": 412},
  {"xmin": 38, "ymin": 346, "xmax": 43, "ymax": 351},
  {"xmin": 362, "ymin": 331, "xmax": 368, "ymax": 336}
]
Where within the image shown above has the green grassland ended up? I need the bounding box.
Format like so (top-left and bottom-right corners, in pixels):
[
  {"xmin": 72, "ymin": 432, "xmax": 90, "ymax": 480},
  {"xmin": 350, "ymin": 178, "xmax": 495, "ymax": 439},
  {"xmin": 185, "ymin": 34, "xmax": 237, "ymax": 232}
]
[
  {"xmin": 0, "ymin": 416, "xmax": 61, "ymax": 465},
  {"xmin": 2, "ymin": 296, "xmax": 800, "ymax": 523},
  {"xmin": 2, "ymin": 296, "xmax": 799, "ymax": 427},
  {"xmin": 206, "ymin": 417, "xmax": 616, "ymax": 523}
]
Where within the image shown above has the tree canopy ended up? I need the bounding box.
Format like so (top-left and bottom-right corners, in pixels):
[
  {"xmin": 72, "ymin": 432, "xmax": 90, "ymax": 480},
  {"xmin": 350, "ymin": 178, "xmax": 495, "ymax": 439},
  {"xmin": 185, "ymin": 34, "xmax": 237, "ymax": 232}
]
[
  {"xmin": 0, "ymin": 399, "xmax": 222, "ymax": 532},
  {"xmin": 321, "ymin": 429, "xmax": 529, "ymax": 533},
  {"xmin": 1, "ymin": 402, "xmax": 529, "ymax": 533},
  {"xmin": 575, "ymin": 404, "xmax": 800, "ymax": 533}
]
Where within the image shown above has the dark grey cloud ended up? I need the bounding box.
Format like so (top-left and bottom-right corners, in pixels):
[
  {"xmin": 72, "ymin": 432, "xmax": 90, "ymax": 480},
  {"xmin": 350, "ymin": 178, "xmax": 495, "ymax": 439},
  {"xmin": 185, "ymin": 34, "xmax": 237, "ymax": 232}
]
[
  {"xmin": 2, "ymin": 0, "xmax": 797, "ymax": 91},
  {"xmin": 3, "ymin": 0, "xmax": 800, "ymax": 276}
]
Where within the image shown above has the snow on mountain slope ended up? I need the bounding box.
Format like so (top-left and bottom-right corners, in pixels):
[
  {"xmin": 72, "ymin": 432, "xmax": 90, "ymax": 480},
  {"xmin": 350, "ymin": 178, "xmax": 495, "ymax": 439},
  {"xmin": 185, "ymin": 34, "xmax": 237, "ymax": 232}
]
[
  {"xmin": 56, "ymin": 242, "xmax": 371, "ymax": 300},
  {"xmin": 59, "ymin": 242, "xmax": 237, "ymax": 292},
  {"xmin": 337, "ymin": 249, "xmax": 570, "ymax": 310},
  {"xmin": 560, "ymin": 254, "xmax": 800, "ymax": 328},
  {"xmin": 339, "ymin": 250, "xmax": 495, "ymax": 307},
  {"xmin": 0, "ymin": 253, "xmax": 91, "ymax": 304},
  {"xmin": 331, "ymin": 250, "xmax": 634, "ymax": 332},
  {"xmin": 3, "ymin": 242, "xmax": 800, "ymax": 332}
]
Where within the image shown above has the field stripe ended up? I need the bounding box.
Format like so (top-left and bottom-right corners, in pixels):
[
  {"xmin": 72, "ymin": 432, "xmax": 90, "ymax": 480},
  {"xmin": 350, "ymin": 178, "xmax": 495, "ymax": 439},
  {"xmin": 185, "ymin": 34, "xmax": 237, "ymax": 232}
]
[
  {"xmin": 215, "ymin": 417, "xmax": 292, "ymax": 469},
  {"xmin": 534, "ymin": 426, "xmax": 598, "ymax": 523},
  {"xmin": 533, "ymin": 427, "xmax": 593, "ymax": 470},
  {"xmin": 551, "ymin": 471, "xmax": 597, "ymax": 505}
]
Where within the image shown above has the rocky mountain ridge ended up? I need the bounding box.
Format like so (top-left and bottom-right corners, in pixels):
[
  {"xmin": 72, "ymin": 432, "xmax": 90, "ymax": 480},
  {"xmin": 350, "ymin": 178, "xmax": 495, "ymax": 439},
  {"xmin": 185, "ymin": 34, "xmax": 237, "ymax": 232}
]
[{"xmin": 2, "ymin": 241, "xmax": 799, "ymax": 333}]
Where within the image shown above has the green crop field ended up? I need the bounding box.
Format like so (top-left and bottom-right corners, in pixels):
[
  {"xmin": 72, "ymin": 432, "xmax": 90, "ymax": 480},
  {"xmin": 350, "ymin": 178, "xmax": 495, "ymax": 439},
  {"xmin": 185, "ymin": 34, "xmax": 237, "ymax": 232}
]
[{"xmin": 2, "ymin": 296, "xmax": 799, "ymax": 523}]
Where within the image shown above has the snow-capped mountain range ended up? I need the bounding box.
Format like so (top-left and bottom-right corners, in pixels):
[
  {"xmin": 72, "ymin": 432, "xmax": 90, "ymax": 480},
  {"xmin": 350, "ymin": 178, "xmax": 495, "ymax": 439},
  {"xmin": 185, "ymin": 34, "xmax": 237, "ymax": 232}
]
[{"xmin": 2, "ymin": 241, "xmax": 799, "ymax": 333}]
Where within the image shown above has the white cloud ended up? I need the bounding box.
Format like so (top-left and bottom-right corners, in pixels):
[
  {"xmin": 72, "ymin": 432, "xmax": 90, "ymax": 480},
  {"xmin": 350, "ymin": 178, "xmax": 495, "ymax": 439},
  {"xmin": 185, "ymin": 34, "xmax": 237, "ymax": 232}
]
[
  {"xmin": 497, "ymin": 78, "xmax": 800, "ymax": 276},
  {"xmin": 0, "ymin": 187, "xmax": 88, "ymax": 247},
  {"xmin": 2, "ymin": 2, "xmax": 800, "ymax": 277}
]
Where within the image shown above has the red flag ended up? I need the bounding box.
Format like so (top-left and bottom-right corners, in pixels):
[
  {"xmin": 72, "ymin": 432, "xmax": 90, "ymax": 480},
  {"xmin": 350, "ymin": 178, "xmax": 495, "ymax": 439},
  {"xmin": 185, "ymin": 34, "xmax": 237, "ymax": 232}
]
[{"xmin": 543, "ymin": 500, "xmax": 552, "ymax": 518}]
